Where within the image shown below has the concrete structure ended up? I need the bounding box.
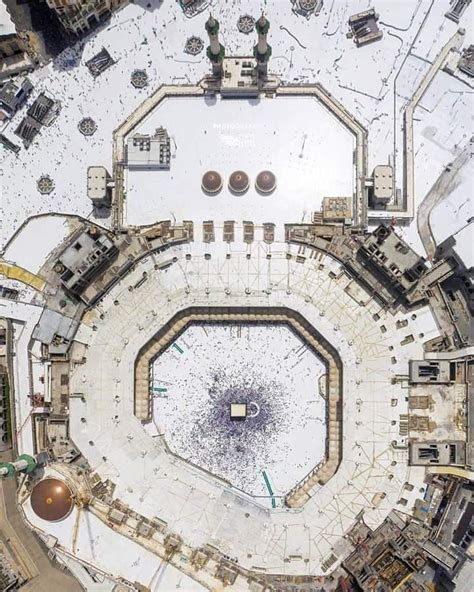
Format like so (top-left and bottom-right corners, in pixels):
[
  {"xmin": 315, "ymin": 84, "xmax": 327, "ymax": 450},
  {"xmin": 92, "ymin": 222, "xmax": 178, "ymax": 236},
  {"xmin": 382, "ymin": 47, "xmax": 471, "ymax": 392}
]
[
  {"xmin": 445, "ymin": 0, "xmax": 472, "ymax": 23},
  {"xmin": 407, "ymin": 352, "xmax": 471, "ymax": 471},
  {"xmin": 0, "ymin": 77, "xmax": 33, "ymax": 119},
  {"xmin": 348, "ymin": 9, "xmax": 383, "ymax": 47},
  {"xmin": 230, "ymin": 403, "xmax": 247, "ymax": 420},
  {"xmin": 86, "ymin": 166, "xmax": 112, "ymax": 207},
  {"xmin": 344, "ymin": 514, "xmax": 426, "ymax": 590},
  {"xmin": 219, "ymin": 57, "xmax": 261, "ymax": 97},
  {"xmin": 0, "ymin": 1, "xmax": 473, "ymax": 590},
  {"xmin": 322, "ymin": 197, "xmax": 352, "ymax": 224},
  {"xmin": 410, "ymin": 442, "xmax": 465, "ymax": 466},
  {"xmin": 112, "ymin": 83, "xmax": 365, "ymax": 229},
  {"xmin": 356, "ymin": 225, "xmax": 428, "ymax": 307},
  {"xmin": 0, "ymin": 3, "xmax": 34, "ymax": 80},
  {"xmin": 50, "ymin": 238, "xmax": 438, "ymax": 580},
  {"xmin": 53, "ymin": 226, "xmax": 118, "ymax": 298},
  {"xmin": 409, "ymin": 360, "xmax": 452, "ymax": 384},
  {"xmin": 27, "ymin": 93, "xmax": 59, "ymax": 126},
  {"xmin": 126, "ymin": 127, "xmax": 170, "ymax": 169},
  {"xmin": 458, "ymin": 43, "xmax": 474, "ymax": 76},
  {"xmin": 372, "ymin": 164, "xmax": 394, "ymax": 203}
]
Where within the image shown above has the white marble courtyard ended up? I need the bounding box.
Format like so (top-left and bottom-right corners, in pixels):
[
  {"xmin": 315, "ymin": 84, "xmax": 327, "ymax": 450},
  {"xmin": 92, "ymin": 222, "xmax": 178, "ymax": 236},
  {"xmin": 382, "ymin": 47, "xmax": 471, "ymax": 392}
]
[{"xmin": 152, "ymin": 323, "xmax": 327, "ymax": 498}]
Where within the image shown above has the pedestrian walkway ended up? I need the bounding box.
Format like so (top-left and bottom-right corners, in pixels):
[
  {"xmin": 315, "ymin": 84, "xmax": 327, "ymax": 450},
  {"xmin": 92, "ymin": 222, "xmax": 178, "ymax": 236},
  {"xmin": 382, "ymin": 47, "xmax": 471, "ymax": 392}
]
[{"xmin": 0, "ymin": 261, "xmax": 45, "ymax": 291}]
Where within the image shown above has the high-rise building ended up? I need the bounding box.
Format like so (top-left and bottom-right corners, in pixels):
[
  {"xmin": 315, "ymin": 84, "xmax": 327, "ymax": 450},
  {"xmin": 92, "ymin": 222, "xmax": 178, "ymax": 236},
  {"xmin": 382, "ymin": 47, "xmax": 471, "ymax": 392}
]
[
  {"xmin": 0, "ymin": 2, "xmax": 35, "ymax": 79},
  {"xmin": 46, "ymin": 0, "xmax": 127, "ymax": 35}
]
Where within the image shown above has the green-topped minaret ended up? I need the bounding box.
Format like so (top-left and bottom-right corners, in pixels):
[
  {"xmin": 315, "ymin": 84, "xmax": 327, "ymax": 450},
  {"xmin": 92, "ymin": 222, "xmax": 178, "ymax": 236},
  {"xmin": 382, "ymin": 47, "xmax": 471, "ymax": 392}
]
[
  {"xmin": 205, "ymin": 15, "xmax": 225, "ymax": 77},
  {"xmin": 254, "ymin": 13, "xmax": 272, "ymax": 78},
  {"xmin": 0, "ymin": 454, "xmax": 37, "ymax": 478}
]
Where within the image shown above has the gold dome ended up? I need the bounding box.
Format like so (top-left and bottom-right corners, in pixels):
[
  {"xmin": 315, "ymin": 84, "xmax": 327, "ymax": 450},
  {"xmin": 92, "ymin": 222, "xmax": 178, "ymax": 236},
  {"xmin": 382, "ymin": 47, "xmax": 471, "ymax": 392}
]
[{"xmin": 31, "ymin": 478, "xmax": 73, "ymax": 522}]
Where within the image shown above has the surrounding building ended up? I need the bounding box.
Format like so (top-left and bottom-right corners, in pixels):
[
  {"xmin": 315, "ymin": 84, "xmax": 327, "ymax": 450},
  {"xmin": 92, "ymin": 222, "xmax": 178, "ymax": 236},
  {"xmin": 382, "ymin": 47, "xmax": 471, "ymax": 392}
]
[
  {"xmin": 344, "ymin": 513, "xmax": 427, "ymax": 590},
  {"xmin": 0, "ymin": 76, "xmax": 33, "ymax": 119},
  {"xmin": 445, "ymin": 0, "xmax": 472, "ymax": 23},
  {"xmin": 348, "ymin": 8, "xmax": 383, "ymax": 47},
  {"xmin": 356, "ymin": 224, "xmax": 428, "ymax": 306},
  {"xmin": 0, "ymin": 1, "xmax": 35, "ymax": 79},
  {"xmin": 53, "ymin": 226, "xmax": 119, "ymax": 298},
  {"xmin": 87, "ymin": 166, "xmax": 112, "ymax": 207},
  {"xmin": 126, "ymin": 127, "xmax": 171, "ymax": 169},
  {"xmin": 45, "ymin": 0, "xmax": 127, "ymax": 35},
  {"xmin": 407, "ymin": 353, "xmax": 472, "ymax": 471},
  {"xmin": 458, "ymin": 43, "xmax": 474, "ymax": 77}
]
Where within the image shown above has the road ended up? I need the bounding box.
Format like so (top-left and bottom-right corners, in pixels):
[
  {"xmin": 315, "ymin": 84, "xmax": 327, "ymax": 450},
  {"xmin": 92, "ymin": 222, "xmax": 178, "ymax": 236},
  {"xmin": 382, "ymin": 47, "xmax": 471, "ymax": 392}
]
[{"xmin": 417, "ymin": 142, "xmax": 471, "ymax": 259}]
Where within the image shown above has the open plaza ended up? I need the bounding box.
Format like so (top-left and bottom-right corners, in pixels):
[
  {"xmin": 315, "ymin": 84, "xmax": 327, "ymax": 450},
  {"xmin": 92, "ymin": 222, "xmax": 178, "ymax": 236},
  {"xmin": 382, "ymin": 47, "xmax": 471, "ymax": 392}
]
[{"xmin": 123, "ymin": 94, "xmax": 355, "ymax": 227}]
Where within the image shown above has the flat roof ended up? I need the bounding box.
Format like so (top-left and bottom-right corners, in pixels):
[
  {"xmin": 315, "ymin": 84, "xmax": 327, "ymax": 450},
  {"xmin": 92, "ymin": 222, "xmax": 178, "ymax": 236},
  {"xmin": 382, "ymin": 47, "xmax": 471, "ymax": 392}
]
[
  {"xmin": 1, "ymin": 1, "xmax": 470, "ymax": 256},
  {"xmin": 87, "ymin": 166, "xmax": 108, "ymax": 200},
  {"xmin": 124, "ymin": 94, "xmax": 355, "ymax": 227}
]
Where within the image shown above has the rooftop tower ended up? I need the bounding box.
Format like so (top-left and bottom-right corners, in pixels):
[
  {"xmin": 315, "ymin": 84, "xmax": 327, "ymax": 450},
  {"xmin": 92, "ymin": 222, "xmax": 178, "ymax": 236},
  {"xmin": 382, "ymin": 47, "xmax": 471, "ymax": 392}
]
[
  {"xmin": 254, "ymin": 13, "xmax": 272, "ymax": 79},
  {"xmin": 0, "ymin": 454, "xmax": 37, "ymax": 478},
  {"xmin": 205, "ymin": 15, "xmax": 225, "ymax": 77}
]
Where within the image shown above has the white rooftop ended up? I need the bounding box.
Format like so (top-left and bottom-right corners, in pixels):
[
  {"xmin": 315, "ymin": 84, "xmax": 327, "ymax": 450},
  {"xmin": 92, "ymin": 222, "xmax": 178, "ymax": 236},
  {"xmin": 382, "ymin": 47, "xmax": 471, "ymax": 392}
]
[
  {"xmin": 0, "ymin": 0, "xmax": 471, "ymax": 253},
  {"xmin": 124, "ymin": 94, "xmax": 355, "ymax": 226},
  {"xmin": 0, "ymin": 1, "xmax": 15, "ymax": 37},
  {"xmin": 62, "ymin": 239, "xmax": 440, "ymax": 574}
]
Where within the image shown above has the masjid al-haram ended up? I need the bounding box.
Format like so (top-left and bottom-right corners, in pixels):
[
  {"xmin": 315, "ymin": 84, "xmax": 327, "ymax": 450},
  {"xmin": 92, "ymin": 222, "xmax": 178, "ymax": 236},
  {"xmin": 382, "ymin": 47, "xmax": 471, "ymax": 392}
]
[{"xmin": 0, "ymin": 1, "xmax": 472, "ymax": 591}]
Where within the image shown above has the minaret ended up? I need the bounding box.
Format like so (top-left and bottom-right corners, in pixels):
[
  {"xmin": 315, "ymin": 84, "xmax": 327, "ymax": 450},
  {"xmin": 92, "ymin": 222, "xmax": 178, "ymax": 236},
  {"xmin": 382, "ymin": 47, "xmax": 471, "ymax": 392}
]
[
  {"xmin": 254, "ymin": 13, "xmax": 272, "ymax": 79},
  {"xmin": 205, "ymin": 15, "xmax": 225, "ymax": 77},
  {"xmin": 0, "ymin": 454, "xmax": 37, "ymax": 478}
]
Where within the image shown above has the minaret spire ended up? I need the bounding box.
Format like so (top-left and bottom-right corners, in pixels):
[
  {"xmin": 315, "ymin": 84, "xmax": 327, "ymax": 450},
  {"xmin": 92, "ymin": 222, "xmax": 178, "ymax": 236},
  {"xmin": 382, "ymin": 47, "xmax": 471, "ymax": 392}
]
[
  {"xmin": 205, "ymin": 14, "xmax": 225, "ymax": 77},
  {"xmin": 254, "ymin": 12, "xmax": 272, "ymax": 79}
]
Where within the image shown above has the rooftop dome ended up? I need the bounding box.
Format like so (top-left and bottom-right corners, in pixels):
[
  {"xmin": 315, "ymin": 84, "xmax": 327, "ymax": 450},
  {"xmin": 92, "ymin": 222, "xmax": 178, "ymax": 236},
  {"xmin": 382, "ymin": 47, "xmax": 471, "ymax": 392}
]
[
  {"xmin": 229, "ymin": 170, "xmax": 249, "ymax": 194},
  {"xmin": 255, "ymin": 170, "xmax": 276, "ymax": 194},
  {"xmin": 201, "ymin": 170, "xmax": 223, "ymax": 194},
  {"xmin": 30, "ymin": 478, "xmax": 73, "ymax": 522}
]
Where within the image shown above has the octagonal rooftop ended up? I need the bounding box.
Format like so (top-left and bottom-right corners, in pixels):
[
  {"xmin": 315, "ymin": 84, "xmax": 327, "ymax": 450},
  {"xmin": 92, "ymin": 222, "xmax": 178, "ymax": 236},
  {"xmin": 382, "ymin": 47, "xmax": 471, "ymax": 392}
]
[{"xmin": 151, "ymin": 322, "xmax": 327, "ymax": 499}]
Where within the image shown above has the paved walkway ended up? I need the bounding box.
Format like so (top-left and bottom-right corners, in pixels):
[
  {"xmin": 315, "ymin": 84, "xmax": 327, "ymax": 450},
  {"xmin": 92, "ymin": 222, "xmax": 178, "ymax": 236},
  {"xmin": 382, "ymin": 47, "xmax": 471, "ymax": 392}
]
[
  {"xmin": 0, "ymin": 261, "xmax": 45, "ymax": 291},
  {"xmin": 417, "ymin": 143, "xmax": 471, "ymax": 259}
]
